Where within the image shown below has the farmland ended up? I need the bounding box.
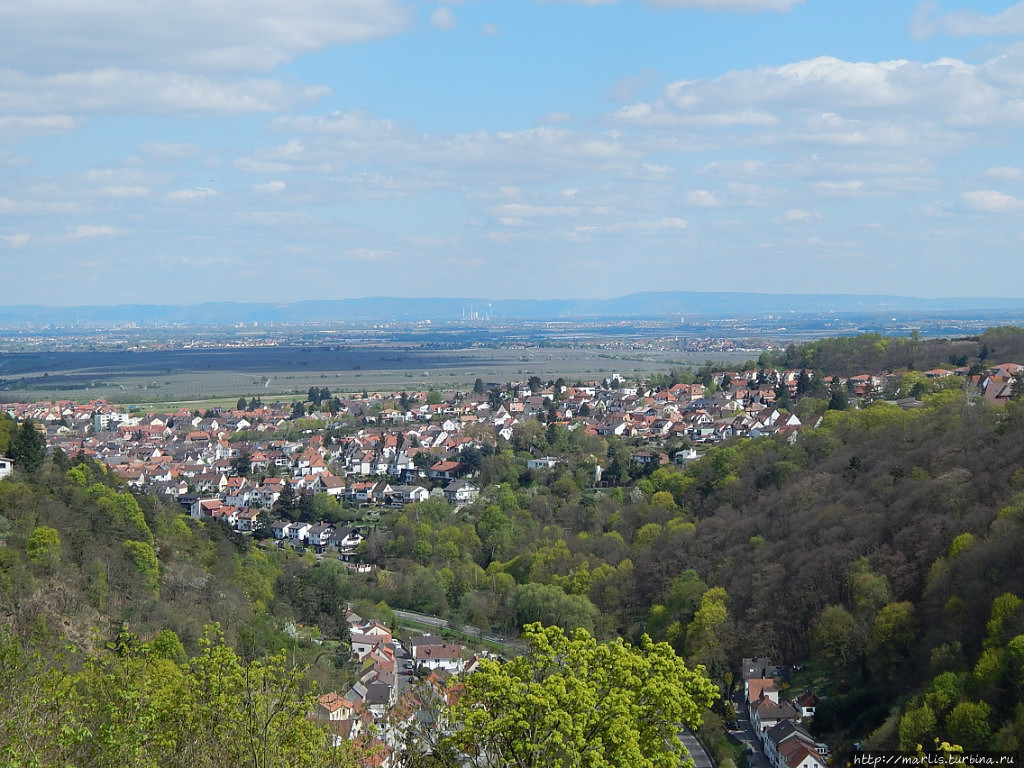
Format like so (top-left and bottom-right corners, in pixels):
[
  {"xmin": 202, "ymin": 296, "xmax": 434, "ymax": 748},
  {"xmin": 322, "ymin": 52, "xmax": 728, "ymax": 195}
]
[{"xmin": 0, "ymin": 342, "xmax": 757, "ymax": 406}]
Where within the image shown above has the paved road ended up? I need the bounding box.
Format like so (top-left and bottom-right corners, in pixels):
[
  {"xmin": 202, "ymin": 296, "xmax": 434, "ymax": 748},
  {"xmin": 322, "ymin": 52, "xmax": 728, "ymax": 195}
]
[
  {"xmin": 732, "ymin": 692, "xmax": 771, "ymax": 768},
  {"xmin": 391, "ymin": 608, "xmax": 528, "ymax": 653},
  {"xmin": 680, "ymin": 727, "xmax": 715, "ymax": 768}
]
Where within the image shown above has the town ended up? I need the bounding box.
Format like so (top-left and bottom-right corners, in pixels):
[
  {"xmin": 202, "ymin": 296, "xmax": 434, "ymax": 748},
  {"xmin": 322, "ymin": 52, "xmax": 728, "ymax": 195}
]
[{"xmin": 2, "ymin": 357, "xmax": 1023, "ymax": 766}]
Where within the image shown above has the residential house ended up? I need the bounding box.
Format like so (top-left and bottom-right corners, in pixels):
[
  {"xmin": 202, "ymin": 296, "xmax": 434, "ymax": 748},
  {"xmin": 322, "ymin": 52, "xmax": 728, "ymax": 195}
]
[
  {"xmin": 526, "ymin": 457, "xmax": 559, "ymax": 470},
  {"xmin": 307, "ymin": 522, "xmax": 334, "ymax": 548},
  {"xmin": 386, "ymin": 485, "xmax": 430, "ymax": 506},
  {"xmin": 763, "ymin": 721, "xmax": 829, "ymax": 768},
  {"xmin": 443, "ymin": 478, "xmax": 479, "ymax": 505},
  {"xmin": 751, "ymin": 695, "xmax": 802, "ymax": 741},
  {"xmin": 286, "ymin": 521, "xmax": 312, "ymax": 543},
  {"xmin": 190, "ymin": 497, "xmax": 224, "ymax": 521},
  {"xmin": 429, "ymin": 460, "xmax": 461, "ymax": 482},
  {"xmin": 409, "ymin": 636, "xmax": 466, "ymax": 674},
  {"xmin": 235, "ymin": 508, "xmax": 260, "ymax": 532},
  {"xmin": 330, "ymin": 526, "xmax": 364, "ymax": 554},
  {"xmin": 309, "ymin": 472, "xmax": 347, "ymax": 496}
]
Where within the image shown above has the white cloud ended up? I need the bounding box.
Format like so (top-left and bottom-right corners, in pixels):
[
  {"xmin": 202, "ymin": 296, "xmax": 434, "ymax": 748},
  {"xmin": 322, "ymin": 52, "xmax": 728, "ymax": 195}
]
[
  {"xmin": 0, "ymin": 196, "xmax": 81, "ymax": 215},
  {"xmin": 613, "ymin": 53, "xmax": 1024, "ymax": 152},
  {"xmin": 0, "ymin": 1, "xmax": 412, "ymax": 76},
  {"xmin": 0, "ymin": 114, "xmax": 81, "ymax": 140},
  {"xmin": 0, "ymin": 69, "xmax": 331, "ymax": 115},
  {"xmin": 431, "ymin": 7, "xmax": 456, "ymax": 29},
  {"xmin": 699, "ymin": 159, "xmax": 766, "ymax": 178},
  {"xmin": 777, "ymin": 209, "xmax": 821, "ymax": 223},
  {"xmin": 491, "ymin": 202, "xmax": 582, "ymax": 219},
  {"xmin": 3, "ymin": 233, "xmax": 30, "ymax": 247},
  {"xmin": 986, "ymin": 166, "xmax": 1024, "ymax": 180},
  {"xmin": 614, "ymin": 217, "xmax": 688, "ymax": 230},
  {"xmin": 911, "ymin": 1, "xmax": 1024, "ymax": 39},
  {"xmin": 265, "ymin": 112, "xmax": 636, "ymax": 184},
  {"xmin": 533, "ymin": 0, "xmax": 617, "ymax": 7},
  {"xmin": 961, "ymin": 189, "xmax": 1024, "ymax": 213},
  {"xmin": 254, "ymin": 180, "xmax": 287, "ymax": 194},
  {"xmin": 164, "ymin": 187, "xmax": 217, "ymax": 201},
  {"xmin": 539, "ymin": 0, "xmax": 802, "ymax": 9},
  {"xmin": 648, "ymin": 0, "xmax": 803, "ymax": 9},
  {"xmin": 814, "ymin": 180, "xmax": 864, "ymax": 196},
  {"xmin": 235, "ymin": 210, "xmax": 314, "ymax": 226},
  {"xmin": 539, "ymin": 112, "xmax": 574, "ymax": 124},
  {"xmin": 480, "ymin": 23, "xmax": 499, "ymax": 36},
  {"xmin": 69, "ymin": 225, "xmax": 118, "ymax": 238},
  {"xmin": 95, "ymin": 186, "xmax": 152, "ymax": 199},
  {"xmin": 685, "ymin": 189, "xmax": 722, "ymax": 207}
]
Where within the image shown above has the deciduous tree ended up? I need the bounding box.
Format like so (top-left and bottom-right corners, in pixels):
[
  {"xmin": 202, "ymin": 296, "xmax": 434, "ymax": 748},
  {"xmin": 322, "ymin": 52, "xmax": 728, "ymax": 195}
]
[{"xmin": 443, "ymin": 622, "xmax": 717, "ymax": 768}]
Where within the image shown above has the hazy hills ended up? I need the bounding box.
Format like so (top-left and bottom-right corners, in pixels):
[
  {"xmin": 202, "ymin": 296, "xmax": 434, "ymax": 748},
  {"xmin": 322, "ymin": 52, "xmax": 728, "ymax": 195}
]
[{"xmin": 5, "ymin": 291, "xmax": 1024, "ymax": 326}]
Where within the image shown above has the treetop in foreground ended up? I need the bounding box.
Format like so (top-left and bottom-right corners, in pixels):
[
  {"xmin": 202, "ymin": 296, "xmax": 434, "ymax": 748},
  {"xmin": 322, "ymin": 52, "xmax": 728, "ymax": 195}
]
[{"xmin": 445, "ymin": 622, "xmax": 718, "ymax": 768}]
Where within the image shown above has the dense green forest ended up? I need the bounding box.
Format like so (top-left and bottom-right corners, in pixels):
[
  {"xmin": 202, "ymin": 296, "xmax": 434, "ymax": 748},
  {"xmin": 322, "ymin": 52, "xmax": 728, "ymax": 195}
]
[{"xmin": 4, "ymin": 330, "xmax": 1024, "ymax": 758}]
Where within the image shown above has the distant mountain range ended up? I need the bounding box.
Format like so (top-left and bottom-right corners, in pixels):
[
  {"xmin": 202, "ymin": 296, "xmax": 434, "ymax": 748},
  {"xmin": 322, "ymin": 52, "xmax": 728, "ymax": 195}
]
[{"xmin": 3, "ymin": 292, "xmax": 1024, "ymax": 326}]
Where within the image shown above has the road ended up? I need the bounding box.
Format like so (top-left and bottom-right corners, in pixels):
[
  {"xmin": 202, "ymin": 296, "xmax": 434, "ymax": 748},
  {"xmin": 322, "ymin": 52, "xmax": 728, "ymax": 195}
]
[
  {"xmin": 732, "ymin": 691, "xmax": 771, "ymax": 768},
  {"xmin": 680, "ymin": 727, "xmax": 715, "ymax": 768},
  {"xmin": 391, "ymin": 608, "xmax": 528, "ymax": 654}
]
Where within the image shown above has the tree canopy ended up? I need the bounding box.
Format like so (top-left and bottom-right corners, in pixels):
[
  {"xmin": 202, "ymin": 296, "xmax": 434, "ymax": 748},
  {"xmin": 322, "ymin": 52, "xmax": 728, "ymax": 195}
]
[{"xmin": 442, "ymin": 622, "xmax": 717, "ymax": 768}]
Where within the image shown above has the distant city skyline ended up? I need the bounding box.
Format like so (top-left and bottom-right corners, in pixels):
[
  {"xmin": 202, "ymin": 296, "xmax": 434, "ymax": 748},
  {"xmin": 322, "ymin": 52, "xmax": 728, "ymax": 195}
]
[{"xmin": 2, "ymin": 1, "xmax": 1024, "ymax": 304}]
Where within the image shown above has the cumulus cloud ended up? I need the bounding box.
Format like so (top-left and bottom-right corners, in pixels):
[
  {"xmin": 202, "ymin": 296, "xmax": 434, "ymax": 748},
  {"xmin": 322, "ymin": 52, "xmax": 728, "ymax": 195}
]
[
  {"xmin": 814, "ymin": 180, "xmax": 865, "ymax": 196},
  {"xmin": 164, "ymin": 187, "xmax": 217, "ymax": 201},
  {"xmin": 986, "ymin": 166, "xmax": 1024, "ymax": 180},
  {"xmin": 491, "ymin": 202, "xmax": 582, "ymax": 226},
  {"xmin": 0, "ymin": 115, "xmax": 81, "ymax": 140},
  {"xmin": 613, "ymin": 217, "xmax": 688, "ymax": 230},
  {"xmin": 539, "ymin": 0, "xmax": 801, "ymax": 9},
  {"xmin": 253, "ymin": 180, "xmax": 287, "ymax": 194},
  {"xmin": 961, "ymin": 189, "xmax": 1024, "ymax": 213},
  {"xmin": 911, "ymin": 1, "xmax": 1024, "ymax": 39},
  {"xmin": 138, "ymin": 142, "xmax": 204, "ymax": 159},
  {"xmin": 777, "ymin": 209, "xmax": 821, "ymax": 223},
  {"xmin": 612, "ymin": 53, "xmax": 1024, "ymax": 153},
  {"xmin": 539, "ymin": 112, "xmax": 574, "ymax": 124},
  {"xmin": 686, "ymin": 189, "xmax": 722, "ymax": 207},
  {"xmin": 94, "ymin": 186, "xmax": 152, "ymax": 199},
  {"xmin": 0, "ymin": 0, "xmax": 412, "ymax": 76},
  {"xmin": 645, "ymin": 0, "xmax": 803, "ymax": 11},
  {"xmin": 263, "ymin": 112, "xmax": 635, "ymax": 184},
  {"xmin": 0, "ymin": 69, "xmax": 331, "ymax": 115}
]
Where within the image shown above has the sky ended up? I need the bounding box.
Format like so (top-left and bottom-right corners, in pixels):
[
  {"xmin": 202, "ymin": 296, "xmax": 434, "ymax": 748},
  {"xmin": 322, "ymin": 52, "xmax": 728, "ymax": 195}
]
[{"xmin": 2, "ymin": 0, "xmax": 1024, "ymax": 305}]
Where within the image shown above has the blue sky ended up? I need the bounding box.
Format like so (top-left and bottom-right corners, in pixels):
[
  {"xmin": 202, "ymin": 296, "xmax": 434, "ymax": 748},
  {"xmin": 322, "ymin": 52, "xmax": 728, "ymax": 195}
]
[{"xmin": 2, "ymin": 0, "xmax": 1024, "ymax": 305}]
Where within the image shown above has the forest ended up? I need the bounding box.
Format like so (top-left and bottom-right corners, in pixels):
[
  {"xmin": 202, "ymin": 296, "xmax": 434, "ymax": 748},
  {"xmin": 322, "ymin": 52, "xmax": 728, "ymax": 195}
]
[{"xmin": 2, "ymin": 328, "xmax": 1024, "ymax": 761}]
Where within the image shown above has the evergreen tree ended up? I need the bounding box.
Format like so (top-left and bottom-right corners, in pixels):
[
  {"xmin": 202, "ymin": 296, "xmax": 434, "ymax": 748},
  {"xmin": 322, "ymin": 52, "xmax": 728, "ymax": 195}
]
[
  {"xmin": 10, "ymin": 420, "xmax": 46, "ymax": 473},
  {"xmin": 828, "ymin": 378, "xmax": 849, "ymax": 411}
]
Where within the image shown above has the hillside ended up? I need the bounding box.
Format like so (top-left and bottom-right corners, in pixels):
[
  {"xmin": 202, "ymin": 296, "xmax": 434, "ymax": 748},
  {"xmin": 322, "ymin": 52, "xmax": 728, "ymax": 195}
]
[{"xmin": 3, "ymin": 337, "xmax": 1024, "ymax": 757}]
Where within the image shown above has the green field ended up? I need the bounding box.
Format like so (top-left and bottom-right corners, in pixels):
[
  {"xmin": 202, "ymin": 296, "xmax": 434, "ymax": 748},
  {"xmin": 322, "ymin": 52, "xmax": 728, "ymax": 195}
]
[{"xmin": 0, "ymin": 345, "xmax": 757, "ymax": 407}]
